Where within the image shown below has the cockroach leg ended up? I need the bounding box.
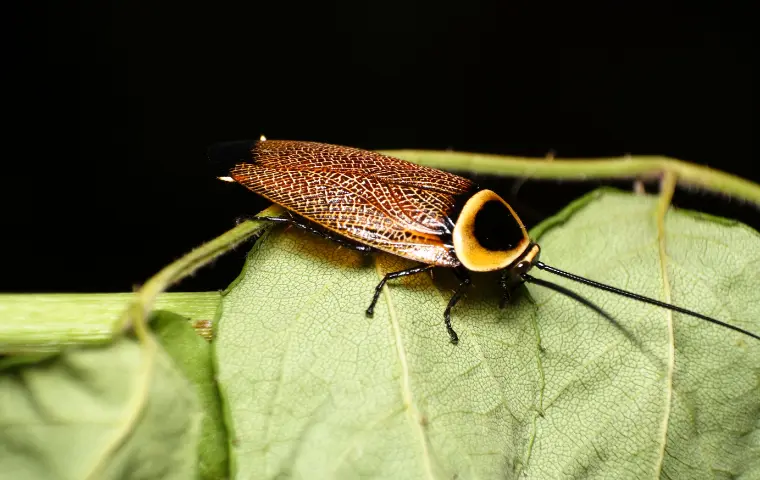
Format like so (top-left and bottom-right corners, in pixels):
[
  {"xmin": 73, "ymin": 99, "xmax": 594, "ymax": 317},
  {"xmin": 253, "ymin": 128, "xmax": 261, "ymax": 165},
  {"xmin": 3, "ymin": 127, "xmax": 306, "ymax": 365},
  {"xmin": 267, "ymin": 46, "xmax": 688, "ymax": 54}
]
[
  {"xmin": 443, "ymin": 268, "xmax": 471, "ymax": 344},
  {"xmin": 499, "ymin": 269, "xmax": 523, "ymax": 308},
  {"xmin": 251, "ymin": 215, "xmax": 374, "ymax": 253},
  {"xmin": 366, "ymin": 265, "xmax": 435, "ymax": 316}
]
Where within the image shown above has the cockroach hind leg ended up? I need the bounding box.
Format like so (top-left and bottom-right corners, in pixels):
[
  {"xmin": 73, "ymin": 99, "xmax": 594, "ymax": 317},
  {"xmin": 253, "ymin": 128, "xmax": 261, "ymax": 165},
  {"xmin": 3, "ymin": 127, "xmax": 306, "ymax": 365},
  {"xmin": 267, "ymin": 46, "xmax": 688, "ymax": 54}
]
[
  {"xmin": 365, "ymin": 276, "xmax": 389, "ymax": 317},
  {"xmin": 365, "ymin": 265, "xmax": 435, "ymax": 317},
  {"xmin": 365, "ymin": 289, "xmax": 380, "ymax": 317}
]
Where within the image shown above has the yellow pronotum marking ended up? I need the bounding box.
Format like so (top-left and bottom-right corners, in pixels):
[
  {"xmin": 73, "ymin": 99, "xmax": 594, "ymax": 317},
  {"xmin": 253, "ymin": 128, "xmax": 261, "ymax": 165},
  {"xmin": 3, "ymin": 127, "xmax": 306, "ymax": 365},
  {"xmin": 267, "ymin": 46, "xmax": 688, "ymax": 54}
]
[{"xmin": 452, "ymin": 189, "xmax": 531, "ymax": 271}]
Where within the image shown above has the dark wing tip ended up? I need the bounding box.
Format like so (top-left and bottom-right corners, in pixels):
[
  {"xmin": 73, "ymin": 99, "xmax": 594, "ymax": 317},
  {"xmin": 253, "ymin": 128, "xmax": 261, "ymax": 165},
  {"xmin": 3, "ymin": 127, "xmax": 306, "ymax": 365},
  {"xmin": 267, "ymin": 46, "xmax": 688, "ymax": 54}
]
[{"xmin": 207, "ymin": 140, "xmax": 258, "ymax": 175}]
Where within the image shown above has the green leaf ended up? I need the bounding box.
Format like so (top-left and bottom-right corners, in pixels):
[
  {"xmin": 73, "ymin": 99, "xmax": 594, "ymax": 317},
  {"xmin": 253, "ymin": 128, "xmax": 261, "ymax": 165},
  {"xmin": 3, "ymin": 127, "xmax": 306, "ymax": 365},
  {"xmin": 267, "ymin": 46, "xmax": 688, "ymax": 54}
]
[
  {"xmin": 214, "ymin": 189, "xmax": 760, "ymax": 479},
  {"xmin": 0, "ymin": 338, "xmax": 202, "ymax": 480},
  {"xmin": 152, "ymin": 310, "xmax": 229, "ymax": 480}
]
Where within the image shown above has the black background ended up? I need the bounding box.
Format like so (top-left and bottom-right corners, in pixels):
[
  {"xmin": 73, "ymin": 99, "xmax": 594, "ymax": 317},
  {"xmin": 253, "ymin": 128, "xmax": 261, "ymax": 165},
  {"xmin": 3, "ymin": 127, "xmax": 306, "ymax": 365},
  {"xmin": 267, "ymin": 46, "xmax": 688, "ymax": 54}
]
[{"xmin": 7, "ymin": 1, "xmax": 756, "ymax": 293}]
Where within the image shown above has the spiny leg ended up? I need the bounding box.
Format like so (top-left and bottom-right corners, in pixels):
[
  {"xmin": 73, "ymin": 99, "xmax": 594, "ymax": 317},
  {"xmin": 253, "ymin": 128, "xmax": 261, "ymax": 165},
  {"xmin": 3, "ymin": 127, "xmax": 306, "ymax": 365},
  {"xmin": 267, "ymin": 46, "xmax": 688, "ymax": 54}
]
[
  {"xmin": 366, "ymin": 265, "xmax": 435, "ymax": 316},
  {"xmin": 499, "ymin": 270, "xmax": 524, "ymax": 308},
  {"xmin": 499, "ymin": 288, "xmax": 512, "ymax": 309},
  {"xmin": 246, "ymin": 213, "xmax": 374, "ymax": 253},
  {"xmin": 444, "ymin": 268, "xmax": 471, "ymax": 345}
]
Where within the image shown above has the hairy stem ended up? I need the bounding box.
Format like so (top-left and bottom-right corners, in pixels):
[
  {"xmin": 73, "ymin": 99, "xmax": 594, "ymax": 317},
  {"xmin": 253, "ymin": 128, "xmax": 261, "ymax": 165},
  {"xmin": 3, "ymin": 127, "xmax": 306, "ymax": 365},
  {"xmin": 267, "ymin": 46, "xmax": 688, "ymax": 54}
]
[{"xmin": 385, "ymin": 151, "xmax": 760, "ymax": 207}]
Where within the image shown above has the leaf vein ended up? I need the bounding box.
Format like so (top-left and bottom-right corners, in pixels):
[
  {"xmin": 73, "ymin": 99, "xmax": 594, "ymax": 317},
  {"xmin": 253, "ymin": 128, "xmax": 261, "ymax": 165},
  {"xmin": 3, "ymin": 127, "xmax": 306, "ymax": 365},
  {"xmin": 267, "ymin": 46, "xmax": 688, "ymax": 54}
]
[{"xmin": 377, "ymin": 262, "xmax": 438, "ymax": 480}]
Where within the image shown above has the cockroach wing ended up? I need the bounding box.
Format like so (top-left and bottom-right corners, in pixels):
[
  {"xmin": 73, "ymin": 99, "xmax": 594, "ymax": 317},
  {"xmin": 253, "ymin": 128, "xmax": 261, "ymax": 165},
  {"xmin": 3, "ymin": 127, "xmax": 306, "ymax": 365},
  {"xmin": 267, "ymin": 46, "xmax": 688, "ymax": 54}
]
[{"xmin": 220, "ymin": 140, "xmax": 476, "ymax": 267}]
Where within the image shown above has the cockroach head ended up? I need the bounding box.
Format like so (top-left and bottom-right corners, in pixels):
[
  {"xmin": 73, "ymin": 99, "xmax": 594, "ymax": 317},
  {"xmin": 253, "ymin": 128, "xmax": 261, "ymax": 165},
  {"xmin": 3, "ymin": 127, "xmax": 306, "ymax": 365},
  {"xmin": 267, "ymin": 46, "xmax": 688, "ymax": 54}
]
[{"xmin": 500, "ymin": 242, "xmax": 541, "ymax": 286}]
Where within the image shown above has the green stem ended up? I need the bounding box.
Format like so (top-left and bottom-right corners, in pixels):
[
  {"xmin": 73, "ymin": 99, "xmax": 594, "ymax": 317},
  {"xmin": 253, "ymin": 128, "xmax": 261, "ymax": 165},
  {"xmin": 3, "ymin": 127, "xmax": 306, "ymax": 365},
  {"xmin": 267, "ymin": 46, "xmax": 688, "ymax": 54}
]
[
  {"xmin": 384, "ymin": 151, "xmax": 760, "ymax": 206},
  {"xmin": 120, "ymin": 205, "xmax": 281, "ymax": 333},
  {"xmin": 1, "ymin": 206, "xmax": 279, "ymax": 353},
  {"xmin": 0, "ymin": 292, "xmax": 221, "ymax": 352}
]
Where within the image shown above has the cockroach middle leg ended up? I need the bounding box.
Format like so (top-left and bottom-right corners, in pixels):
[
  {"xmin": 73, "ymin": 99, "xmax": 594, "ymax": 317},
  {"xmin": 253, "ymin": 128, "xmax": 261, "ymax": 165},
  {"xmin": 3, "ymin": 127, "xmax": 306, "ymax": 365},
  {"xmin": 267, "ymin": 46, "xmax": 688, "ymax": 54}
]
[
  {"xmin": 443, "ymin": 268, "xmax": 471, "ymax": 345},
  {"xmin": 365, "ymin": 265, "xmax": 435, "ymax": 316}
]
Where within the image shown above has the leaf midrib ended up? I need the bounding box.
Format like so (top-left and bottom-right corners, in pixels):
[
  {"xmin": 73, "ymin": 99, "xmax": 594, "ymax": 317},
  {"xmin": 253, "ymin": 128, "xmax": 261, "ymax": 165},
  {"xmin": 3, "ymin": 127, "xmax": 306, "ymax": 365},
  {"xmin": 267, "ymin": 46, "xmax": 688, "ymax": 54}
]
[
  {"xmin": 378, "ymin": 262, "xmax": 438, "ymax": 480},
  {"xmin": 653, "ymin": 197, "xmax": 676, "ymax": 479}
]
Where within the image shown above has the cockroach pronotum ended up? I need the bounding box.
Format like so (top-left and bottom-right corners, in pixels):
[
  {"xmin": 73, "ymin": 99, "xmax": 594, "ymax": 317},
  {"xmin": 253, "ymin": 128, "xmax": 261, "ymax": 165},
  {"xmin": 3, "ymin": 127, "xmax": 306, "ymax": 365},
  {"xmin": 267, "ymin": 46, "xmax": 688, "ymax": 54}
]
[{"xmin": 210, "ymin": 137, "xmax": 760, "ymax": 345}]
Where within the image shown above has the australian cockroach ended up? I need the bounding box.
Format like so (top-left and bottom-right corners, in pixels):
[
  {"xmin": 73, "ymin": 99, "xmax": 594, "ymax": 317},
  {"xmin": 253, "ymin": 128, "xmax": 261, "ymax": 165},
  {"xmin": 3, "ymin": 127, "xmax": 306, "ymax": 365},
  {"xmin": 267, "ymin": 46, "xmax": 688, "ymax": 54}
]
[{"xmin": 210, "ymin": 137, "xmax": 760, "ymax": 345}]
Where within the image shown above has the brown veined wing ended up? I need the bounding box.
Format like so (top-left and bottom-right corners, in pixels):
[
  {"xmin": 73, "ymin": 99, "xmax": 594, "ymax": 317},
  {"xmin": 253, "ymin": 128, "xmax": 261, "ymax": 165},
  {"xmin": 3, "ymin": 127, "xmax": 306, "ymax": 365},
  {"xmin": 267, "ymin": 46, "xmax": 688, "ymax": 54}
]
[{"xmin": 220, "ymin": 140, "xmax": 475, "ymax": 267}]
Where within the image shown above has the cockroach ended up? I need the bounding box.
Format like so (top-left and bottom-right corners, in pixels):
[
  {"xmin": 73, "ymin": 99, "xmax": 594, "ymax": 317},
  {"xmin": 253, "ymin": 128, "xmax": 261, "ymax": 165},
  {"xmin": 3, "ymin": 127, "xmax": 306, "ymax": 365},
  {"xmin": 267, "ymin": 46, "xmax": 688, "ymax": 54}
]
[{"xmin": 210, "ymin": 137, "xmax": 760, "ymax": 345}]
